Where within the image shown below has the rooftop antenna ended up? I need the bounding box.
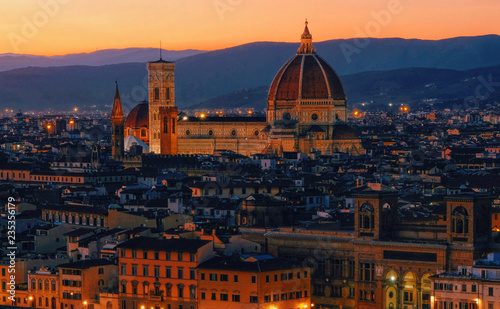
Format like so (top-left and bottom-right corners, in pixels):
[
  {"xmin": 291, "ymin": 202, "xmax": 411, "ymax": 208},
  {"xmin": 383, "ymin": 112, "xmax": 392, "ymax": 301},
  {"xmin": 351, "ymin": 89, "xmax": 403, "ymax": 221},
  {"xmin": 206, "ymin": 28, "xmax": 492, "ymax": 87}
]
[{"xmin": 160, "ymin": 40, "xmax": 162, "ymax": 60}]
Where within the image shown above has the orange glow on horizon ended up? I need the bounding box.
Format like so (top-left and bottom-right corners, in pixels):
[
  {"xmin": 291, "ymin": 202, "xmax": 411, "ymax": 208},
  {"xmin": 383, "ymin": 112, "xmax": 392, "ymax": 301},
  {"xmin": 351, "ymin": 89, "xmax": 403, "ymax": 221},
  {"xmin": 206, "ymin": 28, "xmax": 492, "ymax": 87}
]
[{"xmin": 1, "ymin": 0, "xmax": 499, "ymax": 56}]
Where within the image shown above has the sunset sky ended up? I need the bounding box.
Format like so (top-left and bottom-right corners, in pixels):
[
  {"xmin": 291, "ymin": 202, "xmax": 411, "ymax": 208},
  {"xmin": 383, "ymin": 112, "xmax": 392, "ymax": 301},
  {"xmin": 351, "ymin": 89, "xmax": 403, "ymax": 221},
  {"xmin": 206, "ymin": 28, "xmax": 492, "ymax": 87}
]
[{"xmin": 1, "ymin": 0, "xmax": 499, "ymax": 56}]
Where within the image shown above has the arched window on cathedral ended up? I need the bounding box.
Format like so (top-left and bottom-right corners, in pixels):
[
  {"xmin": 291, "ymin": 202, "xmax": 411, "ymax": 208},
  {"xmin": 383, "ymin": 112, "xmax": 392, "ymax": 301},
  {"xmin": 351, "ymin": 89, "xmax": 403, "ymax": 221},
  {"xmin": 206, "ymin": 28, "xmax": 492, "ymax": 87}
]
[
  {"xmin": 452, "ymin": 206, "xmax": 469, "ymax": 234},
  {"xmin": 141, "ymin": 129, "xmax": 146, "ymax": 137}
]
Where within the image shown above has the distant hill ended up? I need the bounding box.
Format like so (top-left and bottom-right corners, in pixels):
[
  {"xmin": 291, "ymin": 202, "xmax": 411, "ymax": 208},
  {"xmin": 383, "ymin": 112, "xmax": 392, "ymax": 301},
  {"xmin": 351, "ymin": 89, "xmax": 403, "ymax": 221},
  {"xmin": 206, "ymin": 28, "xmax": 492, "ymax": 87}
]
[
  {"xmin": 0, "ymin": 48, "xmax": 205, "ymax": 72},
  {"xmin": 2, "ymin": 63, "xmax": 500, "ymax": 112},
  {"xmin": 0, "ymin": 63, "xmax": 147, "ymax": 113},
  {"xmin": 192, "ymin": 66, "xmax": 500, "ymax": 110},
  {"xmin": 188, "ymin": 86, "xmax": 269, "ymax": 110},
  {"xmin": 174, "ymin": 35, "xmax": 500, "ymax": 104},
  {"xmin": 2, "ymin": 35, "xmax": 500, "ymax": 111}
]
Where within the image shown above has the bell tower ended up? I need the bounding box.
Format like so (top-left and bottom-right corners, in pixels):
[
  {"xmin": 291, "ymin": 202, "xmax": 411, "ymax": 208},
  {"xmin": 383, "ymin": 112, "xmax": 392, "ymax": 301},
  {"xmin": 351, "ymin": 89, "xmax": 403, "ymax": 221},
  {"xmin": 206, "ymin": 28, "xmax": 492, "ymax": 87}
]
[
  {"xmin": 111, "ymin": 82, "xmax": 124, "ymax": 159},
  {"xmin": 353, "ymin": 190, "xmax": 399, "ymax": 240},
  {"xmin": 446, "ymin": 194, "xmax": 493, "ymax": 246},
  {"xmin": 147, "ymin": 58, "xmax": 177, "ymax": 154}
]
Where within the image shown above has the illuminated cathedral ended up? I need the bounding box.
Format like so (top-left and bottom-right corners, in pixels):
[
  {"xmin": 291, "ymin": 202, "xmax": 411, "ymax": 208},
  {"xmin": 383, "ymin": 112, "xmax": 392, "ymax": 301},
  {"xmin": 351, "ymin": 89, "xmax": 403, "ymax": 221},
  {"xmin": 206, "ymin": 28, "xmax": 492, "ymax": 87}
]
[{"xmin": 111, "ymin": 22, "xmax": 364, "ymax": 158}]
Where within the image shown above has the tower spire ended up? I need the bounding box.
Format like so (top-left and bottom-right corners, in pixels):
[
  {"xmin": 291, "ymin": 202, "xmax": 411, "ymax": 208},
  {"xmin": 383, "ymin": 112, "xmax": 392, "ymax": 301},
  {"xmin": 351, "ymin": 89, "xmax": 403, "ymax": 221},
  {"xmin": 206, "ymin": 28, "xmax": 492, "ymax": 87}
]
[
  {"xmin": 297, "ymin": 19, "xmax": 315, "ymax": 54},
  {"xmin": 111, "ymin": 82, "xmax": 125, "ymax": 159},
  {"xmin": 112, "ymin": 81, "xmax": 124, "ymax": 119}
]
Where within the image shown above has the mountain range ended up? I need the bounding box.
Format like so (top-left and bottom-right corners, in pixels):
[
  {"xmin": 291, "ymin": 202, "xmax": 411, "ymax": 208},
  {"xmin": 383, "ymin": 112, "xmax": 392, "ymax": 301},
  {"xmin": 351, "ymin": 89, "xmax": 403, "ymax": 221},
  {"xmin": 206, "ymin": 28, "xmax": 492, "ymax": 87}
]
[
  {"xmin": 191, "ymin": 66, "xmax": 500, "ymax": 111},
  {"xmin": 0, "ymin": 48, "xmax": 205, "ymax": 72},
  {"xmin": 1, "ymin": 35, "xmax": 500, "ymax": 111}
]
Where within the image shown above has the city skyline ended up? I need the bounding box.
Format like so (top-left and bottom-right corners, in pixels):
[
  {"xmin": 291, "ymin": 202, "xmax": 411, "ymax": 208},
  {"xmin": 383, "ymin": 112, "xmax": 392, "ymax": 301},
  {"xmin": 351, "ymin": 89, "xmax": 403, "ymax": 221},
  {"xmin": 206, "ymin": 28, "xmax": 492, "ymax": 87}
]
[
  {"xmin": 1, "ymin": 0, "xmax": 499, "ymax": 56},
  {"xmin": 1, "ymin": 2, "xmax": 500, "ymax": 309}
]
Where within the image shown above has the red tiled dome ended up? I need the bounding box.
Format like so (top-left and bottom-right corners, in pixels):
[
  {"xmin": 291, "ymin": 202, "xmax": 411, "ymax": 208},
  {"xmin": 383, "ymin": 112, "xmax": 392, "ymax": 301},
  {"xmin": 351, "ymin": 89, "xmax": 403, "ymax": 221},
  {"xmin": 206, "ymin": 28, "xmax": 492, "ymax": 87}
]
[
  {"xmin": 268, "ymin": 53, "xmax": 346, "ymax": 101},
  {"xmin": 268, "ymin": 22, "xmax": 345, "ymax": 102},
  {"xmin": 125, "ymin": 102, "xmax": 149, "ymax": 128}
]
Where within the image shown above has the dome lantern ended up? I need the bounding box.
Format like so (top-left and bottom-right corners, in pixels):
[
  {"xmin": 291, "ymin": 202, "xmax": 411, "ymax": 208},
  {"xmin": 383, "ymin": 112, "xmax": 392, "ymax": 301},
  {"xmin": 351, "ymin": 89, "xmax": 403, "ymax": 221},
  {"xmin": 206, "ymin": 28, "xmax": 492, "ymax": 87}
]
[{"xmin": 297, "ymin": 20, "xmax": 315, "ymax": 54}]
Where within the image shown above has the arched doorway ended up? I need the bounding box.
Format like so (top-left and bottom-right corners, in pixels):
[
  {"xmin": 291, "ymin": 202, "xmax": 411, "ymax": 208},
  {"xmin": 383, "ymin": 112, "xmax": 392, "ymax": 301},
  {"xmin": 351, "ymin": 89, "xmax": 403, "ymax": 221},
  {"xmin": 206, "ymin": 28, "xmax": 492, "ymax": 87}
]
[
  {"xmin": 106, "ymin": 301, "xmax": 112, "ymax": 309},
  {"xmin": 51, "ymin": 297, "xmax": 56, "ymax": 309},
  {"xmin": 402, "ymin": 272, "xmax": 417, "ymax": 308},
  {"xmin": 384, "ymin": 270, "xmax": 398, "ymax": 309}
]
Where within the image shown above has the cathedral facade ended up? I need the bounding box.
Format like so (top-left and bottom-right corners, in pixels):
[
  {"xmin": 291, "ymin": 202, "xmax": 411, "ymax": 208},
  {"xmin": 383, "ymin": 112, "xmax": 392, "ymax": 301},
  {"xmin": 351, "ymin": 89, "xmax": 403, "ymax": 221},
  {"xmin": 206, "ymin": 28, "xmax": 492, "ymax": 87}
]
[{"xmin": 114, "ymin": 22, "xmax": 364, "ymax": 157}]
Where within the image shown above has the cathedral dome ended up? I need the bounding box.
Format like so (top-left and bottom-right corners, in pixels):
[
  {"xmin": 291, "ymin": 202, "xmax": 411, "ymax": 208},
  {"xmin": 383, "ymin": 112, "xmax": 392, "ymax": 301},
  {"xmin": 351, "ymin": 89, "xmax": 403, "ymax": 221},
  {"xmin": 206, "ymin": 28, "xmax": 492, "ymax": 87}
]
[
  {"xmin": 268, "ymin": 22, "xmax": 346, "ymax": 101},
  {"xmin": 125, "ymin": 102, "xmax": 149, "ymax": 128}
]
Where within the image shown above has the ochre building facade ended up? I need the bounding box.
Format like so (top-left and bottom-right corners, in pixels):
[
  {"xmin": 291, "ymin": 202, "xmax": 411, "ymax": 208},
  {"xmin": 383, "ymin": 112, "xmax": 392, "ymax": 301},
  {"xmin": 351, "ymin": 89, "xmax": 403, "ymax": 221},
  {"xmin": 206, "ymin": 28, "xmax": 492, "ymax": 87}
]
[{"xmin": 239, "ymin": 191, "xmax": 494, "ymax": 309}]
